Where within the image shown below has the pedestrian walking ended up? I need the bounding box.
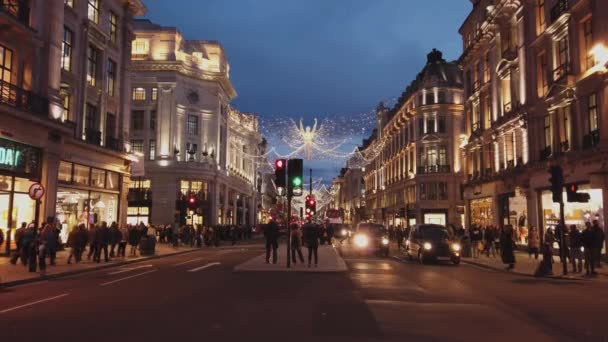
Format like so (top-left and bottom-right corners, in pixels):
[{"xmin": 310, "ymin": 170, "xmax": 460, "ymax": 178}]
[
  {"xmin": 87, "ymin": 225, "xmax": 98, "ymax": 260},
  {"xmin": 38, "ymin": 224, "xmax": 54, "ymax": 274},
  {"xmin": 582, "ymin": 222, "xmax": 597, "ymax": 276},
  {"xmin": 591, "ymin": 220, "xmax": 605, "ymax": 269},
  {"xmin": 484, "ymin": 226, "xmax": 497, "ymax": 258},
  {"xmin": 527, "ymin": 226, "xmax": 540, "ymax": 260},
  {"xmin": 109, "ymin": 222, "xmax": 120, "ymax": 257},
  {"xmin": 10, "ymin": 222, "xmax": 27, "ymax": 265},
  {"xmin": 23, "ymin": 223, "xmax": 37, "ymax": 272},
  {"xmin": 118, "ymin": 225, "xmax": 128, "ymax": 257},
  {"xmin": 303, "ymin": 220, "xmax": 320, "ymax": 267},
  {"xmin": 67, "ymin": 225, "xmax": 84, "ymax": 264},
  {"xmin": 264, "ymin": 220, "xmax": 279, "ymax": 264},
  {"xmin": 470, "ymin": 225, "xmax": 482, "ymax": 258},
  {"xmin": 500, "ymin": 225, "xmax": 516, "ymax": 270},
  {"xmin": 568, "ymin": 225, "xmax": 583, "ymax": 273},
  {"xmin": 290, "ymin": 224, "xmax": 305, "ymax": 264},
  {"xmin": 128, "ymin": 225, "xmax": 140, "ymax": 256},
  {"xmin": 396, "ymin": 228, "xmax": 404, "ymax": 250},
  {"xmin": 94, "ymin": 221, "xmax": 110, "ymax": 263}
]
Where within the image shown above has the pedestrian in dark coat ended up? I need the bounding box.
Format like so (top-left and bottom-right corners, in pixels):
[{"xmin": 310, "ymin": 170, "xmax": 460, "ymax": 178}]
[
  {"xmin": 128, "ymin": 225, "xmax": 140, "ymax": 256},
  {"xmin": 500, "ymin": 225, "xmax": 516, "ymax": 270},
  {"xmin": 264, "ymin": 221, "xmax": 279, "ymax": 264},
  {"xmin": 568, "ymin": 225, "xmax": 583, "ymax": 273},
  {"xmin": 290, "ymin": 224, "xmax": 304, "ymax": 264},
  {"xmin": 592, "ymin": 220, "xmax": 605, "ymax": 269},
  {"xmin": 108, "ymin": 222, "xmax": 121, "ymax": 257},
  {"xmin": 581, "ymin": 222, "xmax": 596, "ymax": 275},
  {"xmin": 303, "ymin": 221, "xmax": 320, "ymax": 267},
  {"xmin": 94, "ymin": 221, "xmax": 110, "ymax": 262},
  {"xmin": 10, "ymin": 222, "xmax": 27, "ymax": 265},
  {"xmin": 67, "ymin": 225, "xmax": 84, "ymax": 264},
  {"xmin": 87, "ymin": 225, "xmax": 98, "ymax": 260}
]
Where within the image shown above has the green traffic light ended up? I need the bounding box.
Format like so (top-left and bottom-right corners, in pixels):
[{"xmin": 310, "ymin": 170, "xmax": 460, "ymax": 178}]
[{"xmin": 292, "ymin": 177, "xmax": 302, "ymax": 187}]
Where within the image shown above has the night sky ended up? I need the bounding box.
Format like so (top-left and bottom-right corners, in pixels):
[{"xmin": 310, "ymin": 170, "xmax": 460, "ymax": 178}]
[{"xmin": 142, "ymin": 0, "xmax": 471, "ymax": 182}]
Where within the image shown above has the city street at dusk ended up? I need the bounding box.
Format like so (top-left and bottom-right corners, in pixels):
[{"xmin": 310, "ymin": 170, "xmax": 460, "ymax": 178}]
[{"xmin": 1, "ymin": 0, "xmax": 608, "ymax": 341}]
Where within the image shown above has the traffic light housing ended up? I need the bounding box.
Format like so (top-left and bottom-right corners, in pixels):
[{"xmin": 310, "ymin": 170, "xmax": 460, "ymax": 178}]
[
  {"xmin": 187, "ymin": 195, "xmax": 198, "ymax": 209},
  {"xmin": 274, "ymin": 159, "xmax": 286, "ymax": 195},
  {"xmin": 288, "ymin": 159, "xmax": 303, "ymax": 197},
  {"xmin": 566, "ymin": 184, "xmax": 590, "ymax": 203},
  {"xmin": 548, "ymin": 166, "xmax": 564, "ymax": 203}
]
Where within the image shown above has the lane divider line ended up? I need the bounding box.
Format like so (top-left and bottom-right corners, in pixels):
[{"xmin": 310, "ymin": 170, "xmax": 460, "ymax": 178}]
[
  {"xmin": 173, "ymin": 257, "xmax": 203, "ymax": 266},
  {"xmin": 100, "ymin": 270, "xmax": 157, "ymax": 286},
  {"xmin": 0, "ymin": 293, "xmax": 70, "ymax": 314},
  {"xmin": 187, "ymin": 262, "xmax": 221, "ymax": 273},
  {"xmin": 108, "ymin": 264, "xmax": 153, "ymax": 275}
]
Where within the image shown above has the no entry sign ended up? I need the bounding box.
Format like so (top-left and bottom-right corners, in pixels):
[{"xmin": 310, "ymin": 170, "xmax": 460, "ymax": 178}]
[{"xmin": 28, "ymin": 182, "xmax": 45, "ymax": 200}]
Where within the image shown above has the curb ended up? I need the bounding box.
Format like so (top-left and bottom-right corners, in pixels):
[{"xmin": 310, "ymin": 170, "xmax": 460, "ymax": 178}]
[
  {"xmin": 0, "ymin": 248, "xmax": 200, "ymax": 289},
  {"xmin": 461, "ymin": 259, "xmax": 589, "ymax": 281}
]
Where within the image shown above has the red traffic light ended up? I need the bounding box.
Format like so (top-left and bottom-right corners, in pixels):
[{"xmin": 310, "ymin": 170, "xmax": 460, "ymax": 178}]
[
  {"xmin": 569, "ymin": 184, "xmax": 578, "ymax": 192},
  {"xmin": 275, "ymin": 159, "xmax": 284, "ymax": 169},
  {"xmin": 189, "ymin": 197, "xmax": 196, "ymax": 204},
  {"xmin": 309, "ymin": 200, "xmax": 315, "ymax": 205}
]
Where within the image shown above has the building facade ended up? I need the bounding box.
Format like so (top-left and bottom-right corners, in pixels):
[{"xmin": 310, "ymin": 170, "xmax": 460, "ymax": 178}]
[
  {"xmin": 362, "ymin": 50, "xmax": 465, "ymax": 229},
  {"xmin": 460, "ymin": 0, "xmax": 608, "ymax": 248},
  {"xmin": 0, "ymin": 0, "xmax": 145, "ymax": 252},
  {"xmin": 129, "ymin": 19, "xmax": 263, "ymax": 227}
]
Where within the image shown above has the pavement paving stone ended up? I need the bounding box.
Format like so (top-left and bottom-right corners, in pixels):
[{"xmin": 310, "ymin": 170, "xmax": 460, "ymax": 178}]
[{"xmin": 234, "ymin": 244, "xmax": 348, "ymax": 272}]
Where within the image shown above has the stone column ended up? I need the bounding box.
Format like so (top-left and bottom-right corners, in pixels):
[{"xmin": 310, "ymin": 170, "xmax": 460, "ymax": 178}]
[
  {"xmin": 210, "ymin": 180, "xmax": 220, "ymax": 226},
  {"xmin": 42, "ymin": 148, "xmax": 62, "ymax": 222},
  {"xmin": 156, "ymin": 83, "xmax": 176, "ymax": 159}
]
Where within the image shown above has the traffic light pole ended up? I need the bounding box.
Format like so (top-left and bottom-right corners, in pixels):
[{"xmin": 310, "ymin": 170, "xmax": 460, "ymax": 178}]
[
  {"xmin": 286, "ymin": 191, "xmax": 292, "ymax": 269},
  {"xmin": 559, "ymin": 200, "xmax": 568, "ymax": 276}
]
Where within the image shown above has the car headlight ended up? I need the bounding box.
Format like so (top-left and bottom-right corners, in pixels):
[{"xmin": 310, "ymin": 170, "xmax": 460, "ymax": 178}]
[
  {"xmin": 341, "ymin": 229, "xmax": 347, "ymax": 236},
  {"xmin": 581, "ymin": 246, "xmax": 585, "ymax": 252},
  {"xmin": 381, "ymin": 237, "xmax": 389, "ymax": 245},
  {"xmin": 423, "ymin": 242, "xmax": 432, "ymax": 250},
  {"xmin": 451, "ymin": 243, "xmax": 461, "ymax": 252},
  {"xmin": 354, "ymin": 234, "xmax": 369, "ymax": 248}
]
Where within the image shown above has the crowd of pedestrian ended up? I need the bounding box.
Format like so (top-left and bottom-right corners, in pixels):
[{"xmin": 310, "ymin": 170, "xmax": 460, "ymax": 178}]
[{"xmin": 264, "ymin": 219, "xmax": 323, "ymax": 267}]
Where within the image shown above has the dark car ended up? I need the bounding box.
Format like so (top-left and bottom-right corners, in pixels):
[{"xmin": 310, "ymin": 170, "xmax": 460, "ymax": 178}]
[
  {"xmin": 353, "ymin": 223, "xmax": 390, "ymax": 257},
  {"xmin": 333, "ymin": 224, "xmax": 351, "ymax": 240},
  {"xmin": 406, "ymin": 224, "xmax": 461, "ymax": 265}
]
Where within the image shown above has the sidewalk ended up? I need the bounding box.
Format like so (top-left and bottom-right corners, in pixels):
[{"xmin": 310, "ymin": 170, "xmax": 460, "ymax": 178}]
[
  {"xmin": 0, "ymin": 243, "xmax": 199, "ymax": 287},
  {"xmin": 234, "ymin": 244, "xmax": 347, "ymax": 272},
  {"xmin": 462, "ymin": 250, "xmax": 608, "ymax": 280}
]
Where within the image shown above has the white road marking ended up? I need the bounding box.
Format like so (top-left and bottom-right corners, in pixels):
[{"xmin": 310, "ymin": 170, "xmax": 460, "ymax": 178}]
[
  {"xmin": 0, "ymin": 293, "xmax": 69, "ymax": 314},
  {"xmin": 108, "ymin": 264, "xmax": 153, "ymax": 275},
  {"xmin": 100, "ymin": 270, "xmax": 157, "ymax": 286},
  {"xmin": 173, "ymin": 257, "xmax": 203, "ymax": 266},
  {"xmin": 187, "ymin": 262, "xmax": 221, "ymax": 273}
]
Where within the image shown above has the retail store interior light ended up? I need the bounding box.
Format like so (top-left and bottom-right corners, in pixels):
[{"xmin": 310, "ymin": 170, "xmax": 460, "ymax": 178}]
[{"xmin": 591, "ymin": 44, "xmax": 608, "ymax": 68}]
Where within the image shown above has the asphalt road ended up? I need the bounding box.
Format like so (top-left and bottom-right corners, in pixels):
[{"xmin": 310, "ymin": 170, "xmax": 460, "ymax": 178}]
[{"xmin": 1, "ymin": 241, "xmax": 607, "ymax": 341}]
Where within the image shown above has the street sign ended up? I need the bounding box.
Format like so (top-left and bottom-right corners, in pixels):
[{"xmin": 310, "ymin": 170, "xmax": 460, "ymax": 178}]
[{"xmin": 28, "ymin": 182, "xmax": 45, "ymax": 200}]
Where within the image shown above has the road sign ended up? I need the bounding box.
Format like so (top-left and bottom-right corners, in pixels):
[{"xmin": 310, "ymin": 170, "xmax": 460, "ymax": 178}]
[{"xmin": 28, "ymin": 182, "xmax": 45, "ymax": 200}]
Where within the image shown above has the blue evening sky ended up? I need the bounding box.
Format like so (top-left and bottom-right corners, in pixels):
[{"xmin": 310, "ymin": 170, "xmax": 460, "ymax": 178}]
[{"xmin": 142, "ymin": 0, "xmax": 471, "ymax": 182}]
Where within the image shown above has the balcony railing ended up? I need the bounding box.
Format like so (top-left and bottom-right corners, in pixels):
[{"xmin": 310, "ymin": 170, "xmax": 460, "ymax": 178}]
[
  {"xmin": 550, "ymin": 0, "xmax": 569, "ymax": 24},
  {"xmin": 0, "ymin": 0, "xmax": 30, "ymax": 26},
  {"xmin": 0, "ymin": 79, "xmax": 49, "ymax": 117},
  {"xmin": 105, "ymin": 136, "xmax": 125, "ymax": 152},
  {"xmin": 540, "ymin": 146, "xmax": 552, "ymax": 161},
  {"xmin": 417, "ymin": 165, "xmax": 450, "ymax": 174},
  {"xmin": 583, "ymin": 130, "xmax": 600, "ymax": 149}
]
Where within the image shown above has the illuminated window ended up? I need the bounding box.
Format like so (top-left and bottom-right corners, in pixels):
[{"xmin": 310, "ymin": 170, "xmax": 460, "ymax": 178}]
[
  {"xmin": 554, "ymin": 36, "xmax": 569, "ymax": 81},
  {"xmin": 0, "ymin": 45, "xmax": 12, "ymax": 92},
  {"xmin": 87, "ymin": 0, "xmax": 99, "ymax": 24},
  {"xmin": 106, "ymin": 59, "xmax": 116, "ymax": 96},
  {"xmin": 61, "ymin": 27, "xmax": 73, "ymax": 72},
  {"xmin": 536, "ymin": 0, "xmax": 546, "ymax": 35},
  {"xmin": 132, "ymin": 87, "xmax": 146, "ymax": 100},
  {"xmin": 132, "ymin": 39, "xmax": 149, "ymax": 58},
  {"xmin": 61, "ymin": 91, "xmax": 72, "ymax": 122},
  {"xmin": 109, "ymin": 12, "xmax": 118, "ymax": 44},
  {"xmin": 587, "ymin": 94, "xmax": 598, "ymax": 133},
  {"xmin": 537, "ymin": 51, "xmax": 548, "ymax": 97},
  {"xmin": 151, "ymin": 87, "xmax": 158, "ymax": 100},
  {"xmin": 582, "ymin": 18, "xmax": 594, "ymax": 70},
  {"xmin": 130, "ymin": 139, "xmax": 144, "ymax": 153},
  {"xmin": 187, "ymin": 115, "xmax": 199, "ymax": 135},
  {"xmin": 131, "ymin": 110, "xmax": 144, "ymax": 130},
  {"xmin": 86, "ymin": 45, "xmax": 98, "ymax": 87},
  {"xmin": 149, "ymin": 140, "xmax": 156, "ymax": 160}
]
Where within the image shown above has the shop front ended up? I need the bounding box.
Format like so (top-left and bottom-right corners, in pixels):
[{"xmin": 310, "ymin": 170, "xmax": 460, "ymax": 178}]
[
  {"xmin": 422, "ymin": 209, "xmax": 448, "ymax": 226},
  {"xmin": 539, "ymin": 185, "xmax": 604, "ymax": 252},
  {"xmin": 55, "ymin": 161, "xmax": 121, "ymax": 242},
  {"xmin": 469, "ymin": 197, "xmax": 494, "ymax": 228},
  {"xmin": 498, "ymin": 191, "xmax": 528, "ymax": 246},
  {"xmin": 0, "ymin": 138, "xmax": 42, "ymax": 254}
]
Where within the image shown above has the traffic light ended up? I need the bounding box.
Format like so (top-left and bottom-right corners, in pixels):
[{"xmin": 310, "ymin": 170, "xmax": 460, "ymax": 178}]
[
  {"xmin": 566, "ymin": 184, "xmax": 590, "ymax": 203},
  {"xmin": 274, "ymin": 159, "xmax": 286, "ymax": 195},
  {"xmin": 187, "ymin": 195, "xmax": 198, "ymax": 209},
  {"xmin": 548, "ymin": 166, "xmax": 564, "ymax": 203},
  {"xmin": 288, "ymin": 159, "xmax": 303, "ymax": 197},
  {"xmin": 305, "ymin": 195, "xmax": 316, "ymax": 217}
]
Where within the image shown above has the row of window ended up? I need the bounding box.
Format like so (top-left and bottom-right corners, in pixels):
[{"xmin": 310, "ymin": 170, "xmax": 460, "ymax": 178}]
[
  {"xmin": 58, "ymin": 161, "xmax": 120, "ymax": 191},
  {"xmin": 132, "ymin": 87, "xmax": 158, "ymax": 101},
  {"xmin": 64, "ymin": 0, "xmax": 119, "ymax": 43},
  {"xmin": 419, "ymin": 182, "xmax": 448, "ymax": 201},
  {"xmin": 382, "ymin": 116, "xmax": 448, "ymax": 159},
  {"xmin": 131, "ymin": 110, "xmax": 156, "ymax": 131}
]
